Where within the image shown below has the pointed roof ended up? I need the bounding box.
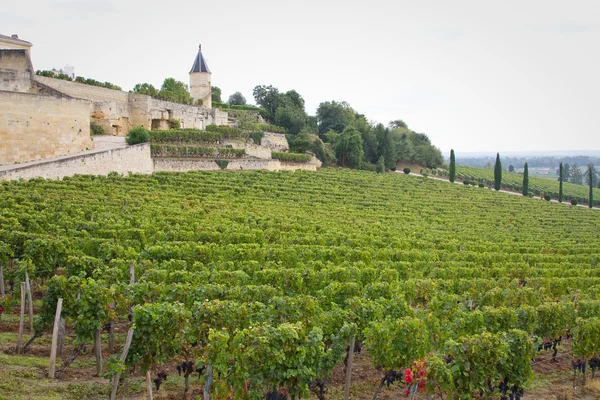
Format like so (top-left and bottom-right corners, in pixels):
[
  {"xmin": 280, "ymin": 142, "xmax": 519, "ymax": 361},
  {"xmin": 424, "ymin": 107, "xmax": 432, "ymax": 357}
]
[{"xmin": 190, "ymin": 44, "xmax": 210, "ymax": 73}]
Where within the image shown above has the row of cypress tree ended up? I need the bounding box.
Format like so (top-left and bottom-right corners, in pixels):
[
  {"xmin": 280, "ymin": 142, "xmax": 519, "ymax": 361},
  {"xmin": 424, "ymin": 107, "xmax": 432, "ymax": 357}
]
[{"xmin": 447, "ymin": 150, "xmax": 594, "ymax": 208}]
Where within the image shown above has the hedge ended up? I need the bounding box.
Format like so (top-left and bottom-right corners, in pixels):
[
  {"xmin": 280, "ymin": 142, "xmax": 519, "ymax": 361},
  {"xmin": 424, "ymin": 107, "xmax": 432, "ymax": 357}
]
[
  {"xmin": 150, "ymin": 144, "xmax": 245, "ymax": 158},
  {"xmin": 271, "ymin": 152, "xmax": 311, "ymax": 163},
  {"xmin": 149, "ymin": 128, "xmax": 246, "ymax": 144}
]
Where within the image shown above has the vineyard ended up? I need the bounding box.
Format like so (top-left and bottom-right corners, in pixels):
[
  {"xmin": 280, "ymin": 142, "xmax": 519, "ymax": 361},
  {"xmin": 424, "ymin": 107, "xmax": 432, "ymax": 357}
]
[
  {"xmin": 0, "ymin": 169, "xmax": 600, "ymax": 399},
  {"xmin": 449, "ymin": 166, "xmax": 600, "ymax": 206}
]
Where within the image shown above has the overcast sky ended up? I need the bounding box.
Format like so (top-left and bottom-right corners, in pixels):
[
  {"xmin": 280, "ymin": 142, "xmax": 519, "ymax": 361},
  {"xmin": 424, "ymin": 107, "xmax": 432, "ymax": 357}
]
[{"xmin": 3, "ymin": 0, "xmax": 600, "ymax": 153}]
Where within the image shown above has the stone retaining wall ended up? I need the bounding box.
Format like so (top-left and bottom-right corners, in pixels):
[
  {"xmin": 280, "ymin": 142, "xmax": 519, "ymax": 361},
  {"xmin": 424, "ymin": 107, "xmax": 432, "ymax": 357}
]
[{"xmin": 0, "ymin": 143, "xmax": 153, "ymax": 180}]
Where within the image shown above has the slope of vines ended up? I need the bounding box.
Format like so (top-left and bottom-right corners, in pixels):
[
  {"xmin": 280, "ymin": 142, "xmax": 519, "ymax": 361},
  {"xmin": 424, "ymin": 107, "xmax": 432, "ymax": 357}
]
[{"xmin": 0, "ymin": 169, "xmax": 599, "ymax": 399}]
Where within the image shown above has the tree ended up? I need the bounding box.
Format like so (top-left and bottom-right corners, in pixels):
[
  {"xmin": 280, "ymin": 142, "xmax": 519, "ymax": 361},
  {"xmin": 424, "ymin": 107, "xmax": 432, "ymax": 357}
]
[
  {"xmin": 449, "ymin": 149, "xmax": 456, "ymax": 183},
  {"xmin": 588, "ymin": 164, "xmax": 595, "ymax": 208},
  {"xmin": 494, "ymin": 153, "xmax": 502, "ymax": 191},
  {"xmin": 274, "ymin": 106, "xmax": 306, "ymax": 135},
  {"xmin": 227, "ymin": 91, "xmax": 246, "ymax": 106},
  {"xmin": 132, "ymin": 83, "xmax": 158, "ymax": 97},
  {"xmin": 316, "ymin": 101, "xmax": 355, "ymax": 135},
  {"xmin": 508, "ymin": 164, "xmax": 515, "ymax": 172},
  {"xmin": 584, "ymin": 164, "xmax": 598, "ymax": 188},
  {"xmin": 376, "ymin": 156, "xmax": 385, "ymax": 173},
  {"xmin": 563, "ymin": 163, "xmax": 571, "ymax": 182},
  {"xmin": 558, "ymin": 162, "xmax": 563, "ymax": 203},
  {"xmin": 352, "ymin": 115, "xmax": 378, "ymax": 163},
  {"xmin": 334, "ymin": 126, "xmax": 363, "ymax": 169},
  {"xmin": 571, "ymin": 164, "xmax": 583, "ymax": 185},
  {"xmin": 388, "ymin": 120, "xmax": 408, "ymax": 129},
  {"xmin": 523, "ymin": 163, "xmax": 529, "ymax": 196},
  {"xmin": 252, "ymin": 85, "xmax": 280, "ymax": 122},
  {"xmin": 212, "ymin": 86, "xmax": 222, "ymax": 103},
  {"xmin": 157, "ymin": 78, "xmax": 192, "ymax": 104}
]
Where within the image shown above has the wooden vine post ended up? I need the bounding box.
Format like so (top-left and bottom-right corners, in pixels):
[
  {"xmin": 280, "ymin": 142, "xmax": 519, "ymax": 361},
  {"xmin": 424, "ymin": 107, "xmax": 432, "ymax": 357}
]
[
  {"xmin": 94, "ymin": 328, "xmax": 103, "ymax": 376},
  {"xmin": 204, "ymin": 364, "xmax": 213, "ymax": 400},
  {"xmin": 146, "ymin": 370, "xmax": 154, "ymax": 400},
  {"xmin": 110, "ymin": 327, "xmax": 134, "ymax": 400},
  {"xmin": 48, "ymin": 298, "xmax": 63, "ymax": 378},
  {"xmin": 344, "ymin": 336, "xmax": 355, "ymax": 400},
  {"xmin": 25, "ymin": 272, "xmax": 34, "ymax": 332},
  {"xmin": 16, "ymin": 282, "xmax": 26, "ymax": 353},
  {"xmin": 57, "ymin": 317, "xmax": 65, "ymax": 355}
]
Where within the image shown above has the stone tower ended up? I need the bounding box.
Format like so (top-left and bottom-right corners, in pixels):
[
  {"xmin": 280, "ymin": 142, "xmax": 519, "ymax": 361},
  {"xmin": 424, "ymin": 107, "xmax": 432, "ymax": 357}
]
[{"xmin": 189, "ymin": 44, "xmax": 212, "ymax": 108}]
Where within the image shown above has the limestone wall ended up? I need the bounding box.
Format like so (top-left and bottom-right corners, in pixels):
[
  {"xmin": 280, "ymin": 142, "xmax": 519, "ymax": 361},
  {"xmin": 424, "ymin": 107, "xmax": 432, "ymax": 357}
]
[
  {"xmin": 190, "ymin": 72, "xmax": 211, "ymax": 108},
  {"xmin": 0, "ymin": 50, "xmax": 33, "ymax": 92},
  {"xmin": 261, "ymin": 132, "xmax": 289, "ymax": 151},
  {"xmin": 35, "ymin": 75, "xmax": 130, "ymax": 103},
  {"xmin": 0, "ymin": 90, "xmax": 92, "ymax": 165},
  {"xmin": 223, "ymin": 140, "xmax": 272, "ymax": 159},
  {"xmin": 279, "ymin": 162, "xmax": 318, "ymax": 171},
  {"xmin": 154, "ymin": 158, "xmax": 282, "ymax": 172},
  {"xmin": 0, "ymin": 143, "xmax": 153, "ymax": 180},
  {"xmin": 34, "ymin": 76, "xmax": 228, "ymax": 135}
]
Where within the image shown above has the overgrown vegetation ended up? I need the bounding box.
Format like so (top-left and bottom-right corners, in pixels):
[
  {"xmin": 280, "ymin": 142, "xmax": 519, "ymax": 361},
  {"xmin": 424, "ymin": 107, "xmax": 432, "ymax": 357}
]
[
  {"xmin": 36, "ymin": 70, "xmax": 122, "ymax": 90},
  {"xmin": 125, "ymin": 126, "xmax": 150, "ymax": 145},
  {"xmin": 90, "ymin": 122, "xmax": 104, "ymax": 135},
  {"xmin": 271, "ymin": 151, "xmax": 311, "ymax": 163}
]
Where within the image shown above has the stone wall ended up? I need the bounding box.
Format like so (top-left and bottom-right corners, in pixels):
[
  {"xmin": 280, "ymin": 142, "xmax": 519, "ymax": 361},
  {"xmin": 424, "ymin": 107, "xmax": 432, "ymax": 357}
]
[
  {"xmin": 153, "ymin": 158, "xmax": 317, "ymax": 172},
  {"xmin": 0, "ymin": 90, "xmax": 92, "ymax": 165},
  {"xmin": 279, "ymin": 162, "xmax": 318, "ymax": 171},
  {"xmin": 35, "ymin": 75, "xmax": 130, "ymax": 103},
  {"xmin": 223, "ymin": 140, "xmax": 272, "ymax": 159},
  {"xmin": 35, "ymin": 76, "xmax": 229, "ymax": 136},
  {"xmin": 0, "ymin": 49, "xmax": 33, "ymax": 92},
  {"xmin": 0, "ymin": 143, "xmax": 153, "ymax": 180},
  {"xmin": 261, "ymin": 132, "xmax": 289, "ymax": 151}
]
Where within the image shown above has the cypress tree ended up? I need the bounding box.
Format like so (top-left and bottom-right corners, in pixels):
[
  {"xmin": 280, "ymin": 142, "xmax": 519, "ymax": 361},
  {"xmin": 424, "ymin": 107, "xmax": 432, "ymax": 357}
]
[
  {"xmin": 494, "ymin": 153, "xmax": 502, "ymax": 191},
  {"xmin": 449, "ymin": 149, "xmax": 456, "ymax": 183},
  {"xmin": 589, "ymin": 164, "xmax": 594, "ymax": 208},
  {"xmin": 558, "ymin": 162, "xmax": 563, "ymax": 203},
  {"xmin": 523, "ymin": 163, "xmax": 529, "ymax": 196}
]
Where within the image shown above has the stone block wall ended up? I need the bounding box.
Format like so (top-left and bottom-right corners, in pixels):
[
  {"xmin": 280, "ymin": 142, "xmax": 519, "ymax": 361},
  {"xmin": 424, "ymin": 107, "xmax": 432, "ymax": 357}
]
[
  {"xmin": 0, "ymin": 90, "xmax": 92, "ymax": 165},
  {"xmin": 35, "ymin": 75, "xmax": 130, "ymax": 103},
  {"xmin": 0, "ymin": 143, "xmax": 153, "ymax": 180},
  {"xmin": 261, "ymin": 132, "xmax": 289, "ymax": 151},
  {"xmin": 0, "ymin": 49, "xmax": 33, "ymax": 92}
]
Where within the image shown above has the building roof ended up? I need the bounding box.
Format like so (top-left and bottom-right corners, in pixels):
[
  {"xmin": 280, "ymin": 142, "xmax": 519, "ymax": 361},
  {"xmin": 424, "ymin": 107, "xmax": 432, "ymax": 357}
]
[
  {"xmin": 0, "ymin": 34, "xmax": 32, "ymax": 47},
  {"xmin": 190, "ymin": 44, "xmax": 210, "ymax": 73}
]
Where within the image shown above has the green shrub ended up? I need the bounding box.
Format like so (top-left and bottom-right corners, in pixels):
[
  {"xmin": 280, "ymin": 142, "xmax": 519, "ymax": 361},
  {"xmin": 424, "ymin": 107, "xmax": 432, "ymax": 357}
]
[
  {"xmin": 248, "ymin": 131, "xmax": 264, "ymax": 145},
  {"xmin": 571, "ymin": 199, "xmax": 578, "ymax": 206},
  {"xmin": 478, "ymin": 183, "xmax": 484, "ymax": 188},
  {"xmin": 463, "ymin": 180, "xmax": 470, "ymax": 185},
  {"xmin": 390, "ymin": 166, "xmax": 396, "ymax": 172},
  {"xmin": 167, "ymin": 119, "xmax": 181, "ymax": 129},
  {"xmin": 361, "ymin": 162, "xmax": 377, "ymax": 172},
  {"xmin": 126, "ymin": 126, "xmax": 150, "ymax": 145},
  {"xmin": 90, "ymin": 122, "xmax": 104, "ymax": 135},
  {"xmin": 215, "ymin": 159, "xmax": 229, "ymax": 170},
  {"xmin": 271, "ymin": 152, "xmax": 311, "ymax": 163},
  {"xmin": 403, "ymin": 167, "xmax": 411, "ymax": 174},
  {"xmin": 544, "ymin": 194, "xmax": 551, "ymax": 201}
]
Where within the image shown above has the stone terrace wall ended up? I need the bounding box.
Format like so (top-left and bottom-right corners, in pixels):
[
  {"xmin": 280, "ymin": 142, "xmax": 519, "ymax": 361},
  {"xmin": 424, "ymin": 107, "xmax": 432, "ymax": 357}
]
[
  {"xmin": 0, "ymin": 90, "xmax": 92, "ymax": 165},
  {"xmin": 34, "ymin": 75, "xmax": 130, "ymax": 103},
  {"xmin": 154, "ymin": 158, "xmax": 282, "ymax": 172},
  {"xmin": 261, "ymin": 132, "xmax": 289, "ymax": 151},
  {"xmin": 0, "ymin": 143, "xmax": 153, "ymax": 180}
]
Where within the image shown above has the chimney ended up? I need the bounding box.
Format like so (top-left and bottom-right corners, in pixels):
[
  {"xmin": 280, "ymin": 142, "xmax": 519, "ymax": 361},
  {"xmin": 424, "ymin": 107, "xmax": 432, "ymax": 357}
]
[{"xmin": 11, "ymin": 34, "xmax": 19, "ymax": 39}]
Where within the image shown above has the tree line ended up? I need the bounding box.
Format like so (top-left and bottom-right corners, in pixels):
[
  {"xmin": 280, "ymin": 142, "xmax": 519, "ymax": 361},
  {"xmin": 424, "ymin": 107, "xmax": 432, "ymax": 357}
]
[{"xmin": 250, "ymin": 84, "xmax": 443, "ymax": 170}]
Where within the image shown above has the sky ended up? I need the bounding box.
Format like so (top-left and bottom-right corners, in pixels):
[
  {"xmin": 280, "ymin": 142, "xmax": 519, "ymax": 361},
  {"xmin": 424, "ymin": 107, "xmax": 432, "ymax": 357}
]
[{"xmin": 2, "ymin": 0, "xmax": 600, "ymax": 154}]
